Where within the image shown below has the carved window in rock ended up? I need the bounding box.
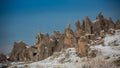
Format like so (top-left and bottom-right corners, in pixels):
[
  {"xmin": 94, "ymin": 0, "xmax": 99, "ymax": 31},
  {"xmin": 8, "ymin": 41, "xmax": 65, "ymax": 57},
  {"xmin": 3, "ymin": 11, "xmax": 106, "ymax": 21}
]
[{"xmin": 33, "ymin": 52, "xmax": 37, "ymax": 56}]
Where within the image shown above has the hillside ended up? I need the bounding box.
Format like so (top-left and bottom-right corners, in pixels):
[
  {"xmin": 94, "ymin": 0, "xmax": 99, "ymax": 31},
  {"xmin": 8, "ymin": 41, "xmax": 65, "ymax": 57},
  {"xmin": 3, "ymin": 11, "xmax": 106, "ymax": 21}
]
[{"xmin": 9, "ymin": 30, "xmax": 120, "ymax": 68}]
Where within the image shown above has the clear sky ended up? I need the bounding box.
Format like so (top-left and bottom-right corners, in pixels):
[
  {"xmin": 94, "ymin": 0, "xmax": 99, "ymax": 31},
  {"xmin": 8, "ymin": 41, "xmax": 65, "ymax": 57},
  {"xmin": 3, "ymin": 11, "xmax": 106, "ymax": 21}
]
[{"xmin": 0, "ymin": 0, "xmax": 120, "ymax": 54}]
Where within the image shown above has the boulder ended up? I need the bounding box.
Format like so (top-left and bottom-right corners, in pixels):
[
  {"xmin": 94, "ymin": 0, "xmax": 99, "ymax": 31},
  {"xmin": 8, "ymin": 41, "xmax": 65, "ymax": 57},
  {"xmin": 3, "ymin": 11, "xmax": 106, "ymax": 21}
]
[
  {"xmin": 108, "ymin": 28, "xmax": 115, "ymax": 35},
  {"xmin": 99, "ymin": 30, "xmax": 106, "ymax": 38}
]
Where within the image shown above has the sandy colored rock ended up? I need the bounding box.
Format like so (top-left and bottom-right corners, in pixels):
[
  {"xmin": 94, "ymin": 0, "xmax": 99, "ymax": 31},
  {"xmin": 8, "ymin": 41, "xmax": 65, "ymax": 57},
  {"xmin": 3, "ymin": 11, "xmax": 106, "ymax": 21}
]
[
  {"xmin": 9, "ymin": 12, "xmax": 120, "ymax": 62},
  {"xmin": 0, "ymin": 53, "xmax": 6, "ymax": 63},
  {"xmin": 108, "ymin": 17, "xmax": 115, "ymax": 29},
  {"xmin": 81, "ymin": 16, "xmax": 93, "ymax": 34},
  {"xmin": 85, "ymin": 34, "xmax": 95, "ymax": 40},
  {"xmin": 75, "ymin": 20, "xmax": 85, "ymax": 39},
  {"xmin": 76, "ymin": 37, "xmax": 89, "ymax": 57},
  {"xmin": 10, "ymin": 41, "xmax": 27, "ymax": 61},
  {"xmin": 93, "ymin": 13, "xmax": 108, "ymax": 35},
  {"xmin": 99, "ymin": 30, "xmax": 106, "ymax": 38},
  {"xmin": 49, "ymin": 31, "xmax": 64, "ymax": 52},
  {"xmin": 116, "ymin": 20, "xmax": 120, "ymax": 29},
  {"xmin": 64, "ymin": 24, "xmax": 77, "ymax": 48},
  {"xmin": 108, "ymin": 28, "xmax": 115, "ymax": 35}
]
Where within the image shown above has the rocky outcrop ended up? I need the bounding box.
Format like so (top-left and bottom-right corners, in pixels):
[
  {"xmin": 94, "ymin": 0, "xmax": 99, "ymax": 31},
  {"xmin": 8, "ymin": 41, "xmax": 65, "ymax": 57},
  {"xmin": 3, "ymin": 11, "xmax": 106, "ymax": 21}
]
[
  {"xmin": 93, "ymin": 13, "xmax": 109, "ymax": 35},
  {"xmin": 35, "ymin": 32, "xmax": 50, "ymax": 60},
  {"xmin": 34, "ymin": 31, "xmax": 64, "ymax": 60},
  {"xmin": 10, "ymin": 41, "xmax": 27, "ymax": 61},
  {"xmin": 84, "ymin": 34, "xmax": 96, "ymax": 40},
  {"xmin": 50, "ymin": 31, "xmax": 64, "ymax": 52},
  {"xmin": 9, "ymin": 12, "xmax": 120, "ymax": 62},
  {"xmin": 0, "ymin": 53, "xmax": 6, "ymax": 63},
  {"xmin": 63, "ymin": 24, "xmax": 77, "ymax": 48},
  {"xmin": 81, "ymin": 16, "xmax": 93, "ymax": 34},
  {"xmin": 96, "ymin": 12, "xmax": 104, "ymax": 20},
  {"xmin": 75, "ymin": 20, "xmax": 85, "ymax": 39},
  {"xmin": 108, "ymin": 17, "xmax": 115, "ymax": 29},
  {"xmin": 76, "ymin": 37, "xmax": 89, "ymax": 57},
  {"xmin": 116, "ymin": 20, "xmax": 120, "ymax": 29},
  {"xmin": 108, "ymin": 28, "xmax": 115, "ymax": 35},
  {"xmin": 99, "ymin": 30, "xmax": 106, "ymax": 38}
]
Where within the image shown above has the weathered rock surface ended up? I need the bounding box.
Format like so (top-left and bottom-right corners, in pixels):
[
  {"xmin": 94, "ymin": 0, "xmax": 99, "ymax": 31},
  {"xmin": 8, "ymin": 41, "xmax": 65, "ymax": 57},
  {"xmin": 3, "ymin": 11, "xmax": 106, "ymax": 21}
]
[
  {"xmin": 81, "ymin": 16, "xmax": 93, "ymax": 34},
  {"xmin": 9, "ymin": 12, "xmax": 120, "ymax": 62},
  {"xmin": 93, "ymin": 12, "xmax": 107, "ymax": 35},
  {"xmin": 76, "ymin": 37, "xmax": 89, "ymax": 57},
  {"xmin": 63, "ymin": 24, "xmax": 77, "ymax": 48},
  {"xmin": 0, "ymin": 53, "xmax": 6, "ymax": 63},
  {"xmin": 75, "ymin": 20, "xmax": 85, "ymax": 39},
  {"xmin": 10, "ymin": 41, "xmax": 27, "ymax": 61},
  {"xmin": 108, "ymin": 17, "xmax": 115, "ymax": 29},
  {"xmin": 116, "ymin": 20, "xmax": 120, "ymax": 29}
]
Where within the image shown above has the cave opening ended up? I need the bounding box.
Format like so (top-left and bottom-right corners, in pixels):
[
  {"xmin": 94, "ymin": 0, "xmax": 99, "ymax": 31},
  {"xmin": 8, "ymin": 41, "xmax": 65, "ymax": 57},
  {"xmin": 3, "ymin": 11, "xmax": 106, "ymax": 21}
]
[{"xmin": 33, "ymin": 53, "xmax": 37, "ymax": 56}]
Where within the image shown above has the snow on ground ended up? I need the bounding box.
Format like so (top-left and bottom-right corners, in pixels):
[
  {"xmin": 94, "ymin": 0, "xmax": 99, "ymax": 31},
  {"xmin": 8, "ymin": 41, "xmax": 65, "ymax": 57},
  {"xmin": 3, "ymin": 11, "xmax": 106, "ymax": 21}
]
[
  {"xmin": 41, "ymin": 48, "xmax": 81, "ymax": 64},
  {"xmin": 90, "ymin": 30, "xmax": 120, "ymax": 61},
  {"xmin": 90, "ymin": 45, "xmax": 120, "ymax": 60},
  {"xmin": 104, "ymin": 33, "xmax": 120, "ymax": 46},
  {"xmin": 9, "ymin": 48, "xmax": 83, "ymax": 68},
  {"xmin": 9, "ymin": 30, "xmax": 120, "ymax": 68}
]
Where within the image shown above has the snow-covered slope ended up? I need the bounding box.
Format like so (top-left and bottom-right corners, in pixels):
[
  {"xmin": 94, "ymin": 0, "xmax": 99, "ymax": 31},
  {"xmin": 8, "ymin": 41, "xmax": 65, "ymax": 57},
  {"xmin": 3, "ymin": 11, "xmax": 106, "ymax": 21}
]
[
  {"xmin": 9, "ymin": 48, "xmax": 83, "ymax": 68},
  {"xmin": 90, "ymin": 31, "xmax": 120, "ymax": 60},
  {"xmin": 9, "ymin": 30, "xmax": 120, "ymax": 68}
]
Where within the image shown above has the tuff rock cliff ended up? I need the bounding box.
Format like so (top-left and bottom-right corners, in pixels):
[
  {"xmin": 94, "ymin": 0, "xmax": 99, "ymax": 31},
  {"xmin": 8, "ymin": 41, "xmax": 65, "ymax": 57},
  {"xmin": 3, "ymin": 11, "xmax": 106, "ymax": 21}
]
[{"xmin": 9, "ymin": 12, "xmax": 120, "ymax": 62}]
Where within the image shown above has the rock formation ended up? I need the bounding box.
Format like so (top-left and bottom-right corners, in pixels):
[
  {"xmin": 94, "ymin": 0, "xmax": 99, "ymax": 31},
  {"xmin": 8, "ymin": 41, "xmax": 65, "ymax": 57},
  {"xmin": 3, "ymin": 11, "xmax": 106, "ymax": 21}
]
[
  {"xmin": 35, "ymin": 32, "xmax": 50, "ymax": 60},
  {"xmin": 50, "ymin": 31, "xmax": 64, "ymax": 52},
  {"xmin": 10, "ymin": 41, "xmax": 27, "ymax": 61},
  {"xmin": 81, "ymin": 16, "xmax": 93, "ymax": 34},
  {"xmin": 93, "ymin": 12, "xmax": 111, "ymax": 35},
  {"xmin": 96, "ymin": 12, "xmax": 104, "ymax": 20},
  {"xmin": 63, "ymin": 24, "xmax": 77, "ymax": 48},
  {"xmin": 9, "ymin": 12, "xmax": 120, "ymax": 62},
  {"xmin": 75, "ymin": 20, "xmax": 85, "ymax": 39},
  {"xmin": 108, "ymin": 17, "xmax": 115, "ymax": 29},
  {"xmin": 116, "ymin": 20, "xmax": 120, "ymax": 29},
  {"xmin": 76, "ymin": 37, "xmax": 89, "ymax": 57},
  {"xmin": 0, "ymin": 53, "xmax": 6, "ymax": 63}
]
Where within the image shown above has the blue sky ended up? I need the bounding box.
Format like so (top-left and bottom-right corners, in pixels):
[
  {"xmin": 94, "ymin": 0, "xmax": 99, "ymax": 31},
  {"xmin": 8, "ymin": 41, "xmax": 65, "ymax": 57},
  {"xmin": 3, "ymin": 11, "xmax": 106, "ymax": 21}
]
[{"xmin": 0, "ymin": 0, "xmax": 120, "ymax": 54}]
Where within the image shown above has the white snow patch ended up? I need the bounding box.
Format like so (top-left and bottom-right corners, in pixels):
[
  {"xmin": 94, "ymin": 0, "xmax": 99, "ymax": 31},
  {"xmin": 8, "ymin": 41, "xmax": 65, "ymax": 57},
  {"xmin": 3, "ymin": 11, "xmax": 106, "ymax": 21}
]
[
  {"xmin": 26, "ymin": 46, "xmax": 30, "ymax": 48},
  {"xmin": 90, "ymin": 45, "xmax": 120, "ymax": 57},
  {"xmin": 93, "ymin": 19, "xmax": 99, "ymax": 23},
  {"xmin": 40, "ymin": 48, "xmax": 81, "ymax": 64},
  {"xmin": 104, "ymin": 33, "xmax": 120, "ymax": 46},
  {"xmin": 90, "ymin": 32, "xmax": 120, "ymax": 61}
]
